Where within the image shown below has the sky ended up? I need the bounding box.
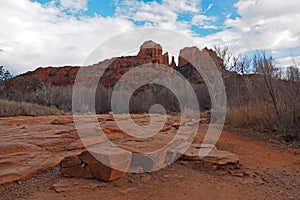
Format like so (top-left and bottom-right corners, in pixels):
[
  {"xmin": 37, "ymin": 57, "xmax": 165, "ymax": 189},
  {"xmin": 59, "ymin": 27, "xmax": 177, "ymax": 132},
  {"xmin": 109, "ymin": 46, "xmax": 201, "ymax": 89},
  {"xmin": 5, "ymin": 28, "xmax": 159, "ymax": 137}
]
[{"xmin": 0, "ymin": 0, "xmax": 299, "ymax": 75}]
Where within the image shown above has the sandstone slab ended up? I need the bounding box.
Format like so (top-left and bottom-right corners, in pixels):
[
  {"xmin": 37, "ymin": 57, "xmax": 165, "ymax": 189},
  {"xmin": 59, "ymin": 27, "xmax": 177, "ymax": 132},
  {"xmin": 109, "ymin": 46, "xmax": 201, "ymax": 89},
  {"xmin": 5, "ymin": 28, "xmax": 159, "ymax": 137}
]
[
  {"xmin": 61, "ymin": 148, "xmax": 131, "ymax": 182},
  {"xmin": 0, "ymin": 114, "xmax": 239, "ymax": 185},
  {"xmin": 181, "ymin": 143, "xmax": 239, "ymax": 165}
]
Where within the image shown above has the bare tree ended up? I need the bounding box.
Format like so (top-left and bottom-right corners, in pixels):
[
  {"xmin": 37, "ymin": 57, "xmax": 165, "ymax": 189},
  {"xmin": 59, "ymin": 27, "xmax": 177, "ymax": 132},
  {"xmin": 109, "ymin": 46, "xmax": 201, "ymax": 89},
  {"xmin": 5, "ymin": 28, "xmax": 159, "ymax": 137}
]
[
  {"xmin": 254, "ymin": 51, "xmax": 282, "ymax": 126},
  {"xmin": 286, "ymin": 59, "xmax": 300, "ymax": 125},
  {"xmin": 232, "ymin": 54, "xmax": 251, "ymax": 75},
  {"xmin": 213, "ymin": 45, "xmax": 233, "ymax": 69}
]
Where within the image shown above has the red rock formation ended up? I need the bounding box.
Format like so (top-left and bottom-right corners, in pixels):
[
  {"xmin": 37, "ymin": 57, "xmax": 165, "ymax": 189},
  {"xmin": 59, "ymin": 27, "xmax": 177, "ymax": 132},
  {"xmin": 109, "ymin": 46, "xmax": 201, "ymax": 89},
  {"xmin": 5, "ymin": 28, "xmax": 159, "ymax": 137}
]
[
  {"xmin": 61, "ymin": 150, "xmax": 129, "ymax": 182},
  {"xmin": 162, "ymin": 52, "xmax": 170, "ymax": 66},
  {"xmin": 0, "ymin": 114, "xmax": 240, "ymax": 185},
  {"xmin": 137, "ymin": 40, "xmax": 163, "ymax": 64},
  {"xmin": 169, "ymin": 56, "xmax": 176, "ymax": 68},
  {"xmin": 203, "ymin": 47, "xmax": 224, "ymax": 70},
  {"xmin": 178, "ymin": 46, "xmax": 201, "ymax": 67},
  {"xmin": 30, "ymin": 66, "xmax": 79, "ymax": 85},
  {"xmin": 9, "ymin": 41, "xmax": 224, "ymax": 91}
]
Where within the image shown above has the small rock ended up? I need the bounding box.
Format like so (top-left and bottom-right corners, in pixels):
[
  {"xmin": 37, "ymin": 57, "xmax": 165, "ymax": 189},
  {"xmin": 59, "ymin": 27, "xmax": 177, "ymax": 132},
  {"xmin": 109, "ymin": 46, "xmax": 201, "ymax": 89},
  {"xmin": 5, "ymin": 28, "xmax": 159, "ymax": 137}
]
[
  {"xmin": 255, "ymin": 178, "xmax": 265, "ymax": 185},
  {"xmin": 230, "ymin": 170, "xmax": 245, "ymax": 178},
  {"xmin": 50, "ymin": 118, "xmax": 74, "ymax": 125},
  {"xmin": 140, "ymin": 174, "xmax": 152, "ymax": 183},
  {"xmin": 119, "ymin": 187, "xmax": 137, "ymax": 194},
  {"xmin": 204, "ymin": 163, "xmax": 218, "ymax": 171},
  {"xmin": 114, "ymin": 178, "xmax": 127, "ymax": 187},
  {"xmin": 16, "ymin": 180, "xmax": 22, "ymax": 185},
  {"xmin": 215, "ymin": 170, "xmax": 228, "ymax": 176},
  {"xmin": 243, "ymin": 170, "xmax": 254, "ymax": 178}
]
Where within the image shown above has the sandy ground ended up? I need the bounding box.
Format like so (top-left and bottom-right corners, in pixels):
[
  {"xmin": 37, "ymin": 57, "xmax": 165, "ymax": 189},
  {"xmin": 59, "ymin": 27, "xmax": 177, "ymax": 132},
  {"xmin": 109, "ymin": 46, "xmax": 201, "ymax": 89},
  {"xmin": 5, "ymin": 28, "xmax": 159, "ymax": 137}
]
[{"xmin": 1, "ymin": 127, "xmax": 299, "ymax": 200}]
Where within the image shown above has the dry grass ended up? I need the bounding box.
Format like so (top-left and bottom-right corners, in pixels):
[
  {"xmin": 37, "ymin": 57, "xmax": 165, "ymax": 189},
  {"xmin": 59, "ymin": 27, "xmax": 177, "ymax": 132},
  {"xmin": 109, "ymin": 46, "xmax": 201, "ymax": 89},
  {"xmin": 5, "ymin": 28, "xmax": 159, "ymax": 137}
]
[
  {"xmin": 226, "ymin": 102, "xmax": 276, "ymax": 131},
  {"xmin": 0, "ymin": 99, "xmax": 64, "ymax": 117}
]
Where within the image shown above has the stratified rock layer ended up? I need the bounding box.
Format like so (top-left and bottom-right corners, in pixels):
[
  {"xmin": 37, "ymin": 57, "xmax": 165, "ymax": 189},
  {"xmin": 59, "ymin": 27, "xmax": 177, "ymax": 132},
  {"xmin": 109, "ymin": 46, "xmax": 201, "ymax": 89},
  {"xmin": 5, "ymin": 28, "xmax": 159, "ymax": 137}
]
[
  {"xmin": 0, "ymin": 115, "xmax": 239, "ymax": 184},
  {"xmin": 10, "ymin": 41, "xmax": 223, "ymax": 90}
]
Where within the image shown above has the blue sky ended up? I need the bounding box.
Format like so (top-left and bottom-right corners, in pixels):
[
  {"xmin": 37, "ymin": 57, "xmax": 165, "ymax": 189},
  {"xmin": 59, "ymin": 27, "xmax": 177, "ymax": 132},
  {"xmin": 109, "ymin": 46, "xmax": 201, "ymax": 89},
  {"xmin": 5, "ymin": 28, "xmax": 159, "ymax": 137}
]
[{"xmin": 0, "ymin": 0, "xmax": 299, "ymax": 74}]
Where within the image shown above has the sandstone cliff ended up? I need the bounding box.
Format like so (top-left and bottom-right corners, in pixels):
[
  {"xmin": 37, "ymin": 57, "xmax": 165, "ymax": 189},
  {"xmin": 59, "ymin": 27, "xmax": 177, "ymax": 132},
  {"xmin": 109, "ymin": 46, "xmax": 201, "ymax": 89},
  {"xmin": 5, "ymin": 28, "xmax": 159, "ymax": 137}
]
[{"xmin": 11, "ymin": 41, "xmax": 223, "ymax": 90}]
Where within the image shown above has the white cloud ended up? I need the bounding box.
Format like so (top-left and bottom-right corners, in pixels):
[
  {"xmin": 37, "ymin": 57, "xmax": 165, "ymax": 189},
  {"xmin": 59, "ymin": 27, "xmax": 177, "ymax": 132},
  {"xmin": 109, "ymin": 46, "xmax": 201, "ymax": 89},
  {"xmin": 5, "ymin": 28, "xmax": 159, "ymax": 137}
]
[
  {"xmin": 115, "ymin": 0, "xmax": 201, "ymax": 16},
  {"xmin": 113, "ymin": 0, "xmax": 205, "ymax": 44},
  {"xmin": 278, "ymin": 56, "xmax": 300, "ymax": 68},
  {"xmin": 162, "ymin": 0, "xmax": 201, "ymax": 13},
  {"xmin": 203, "ymin": 3, "xmax": 213, "ymax": 13},
  {"xmin": 115, "ymin": 0, "xmax": 201, "ymax": 25},
  {"xmin": 220, "ymin": 0, "xmax": 300, "ymax": 53},
  {"xmin": 0, "ymin": 0, "xmax": 201, "ymax": 75},
  {"xmin": 192, "ymin": 15, "xmax": 217, "ymax": 29},
  {"xmin": 0, "ymin": 0, "xmax": 134, "ymax": 74},
  {"xmin": 0, "ymin": 0, "xmax": 200, "ymax": 75},
  {"xmin": 59, "ymin": 0, "xmax": 88, "ymax": 13},
  {"xmin": 1, "ymin": 0, "xmax": 299, "ymax": 74}
]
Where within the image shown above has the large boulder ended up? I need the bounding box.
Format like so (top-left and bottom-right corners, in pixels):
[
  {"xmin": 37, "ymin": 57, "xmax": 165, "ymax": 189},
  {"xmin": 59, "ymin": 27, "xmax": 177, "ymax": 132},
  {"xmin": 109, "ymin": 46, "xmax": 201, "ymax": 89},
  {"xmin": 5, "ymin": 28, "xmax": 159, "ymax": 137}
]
[{"xmin": 61, "ymin": 147, "xmax": 131, "ymax": 182}]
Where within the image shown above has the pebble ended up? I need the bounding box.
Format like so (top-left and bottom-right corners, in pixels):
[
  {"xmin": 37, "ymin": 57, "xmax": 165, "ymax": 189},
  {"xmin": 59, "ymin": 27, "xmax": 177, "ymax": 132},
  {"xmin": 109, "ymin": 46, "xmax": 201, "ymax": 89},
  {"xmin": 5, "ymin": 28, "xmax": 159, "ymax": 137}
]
[{"xmin": 119, "ymin": 187, "xmax": 137, "ymax": 194}]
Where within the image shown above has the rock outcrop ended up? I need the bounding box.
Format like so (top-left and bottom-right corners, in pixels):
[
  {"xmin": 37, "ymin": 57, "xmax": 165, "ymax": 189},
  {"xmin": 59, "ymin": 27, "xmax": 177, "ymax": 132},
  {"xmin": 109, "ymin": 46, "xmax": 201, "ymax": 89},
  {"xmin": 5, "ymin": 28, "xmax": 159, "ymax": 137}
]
[
  {"xmin": 178, "ymin": 46, "xmax": 201, "ymax": 67},
  {"xmin": 9, "ymin": 41, "xmax": 223, "ymax": 90},
  {"xmin": 6, "ymin": 41, "xmax": 223, "ymax": 112},
  {"xmin": 180, "ymin": 143, "xmax": 239, "ymax": 165},
  {"xmin": 60, "ymin": 139, "xmax": 240, "ymax": 182},
  {"xmin": 137, "ymin": 40, "xmax": 163, "ymax": 64},
  {"xmin": 61, "ymin": 150, "xmax": 129, "ymax": 182},
  {"xmin": 170, "ymin": 56, "xmax": 176, "ymax": 68},
  {"xmin": 0, "ymin": 114, "xmax": 239, "ymax": 184}
]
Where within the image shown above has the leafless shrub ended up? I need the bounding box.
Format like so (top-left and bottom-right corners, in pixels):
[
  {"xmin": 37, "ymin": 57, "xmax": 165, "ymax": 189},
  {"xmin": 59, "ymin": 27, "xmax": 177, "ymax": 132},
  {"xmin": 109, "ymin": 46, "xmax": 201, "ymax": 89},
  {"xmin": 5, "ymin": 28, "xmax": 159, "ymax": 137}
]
[
  {"xmin": 253, "ymin": 50, "xmax": 282, "ymax": 128},
  {"xmin": 226, "ymin": 102, "xmax": 276, "ymax": 131}
]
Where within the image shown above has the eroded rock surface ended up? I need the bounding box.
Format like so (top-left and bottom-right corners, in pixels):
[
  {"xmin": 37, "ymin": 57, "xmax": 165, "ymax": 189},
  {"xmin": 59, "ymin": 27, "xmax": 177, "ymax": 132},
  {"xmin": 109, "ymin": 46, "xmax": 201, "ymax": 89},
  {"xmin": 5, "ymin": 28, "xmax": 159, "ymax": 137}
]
[
  {"xmin": 61, "ymin": 150, "xmax": 129, "ymax": 182},
  {"xmin": 181, "ymin": 143, "xmax": 239, "ymax": 165},
  {"xmin": 0, "ymin": 114, "xmax": 239, "ymax": 184}
]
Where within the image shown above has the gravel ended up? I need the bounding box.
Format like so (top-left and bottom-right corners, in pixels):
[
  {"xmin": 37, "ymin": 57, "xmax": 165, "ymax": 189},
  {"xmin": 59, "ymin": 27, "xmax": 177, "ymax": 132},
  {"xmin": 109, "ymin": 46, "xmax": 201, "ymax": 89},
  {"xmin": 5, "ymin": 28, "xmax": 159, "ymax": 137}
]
[{"xmin": 0, "ymin": 166, "xmax": 61, "ymax": 200}]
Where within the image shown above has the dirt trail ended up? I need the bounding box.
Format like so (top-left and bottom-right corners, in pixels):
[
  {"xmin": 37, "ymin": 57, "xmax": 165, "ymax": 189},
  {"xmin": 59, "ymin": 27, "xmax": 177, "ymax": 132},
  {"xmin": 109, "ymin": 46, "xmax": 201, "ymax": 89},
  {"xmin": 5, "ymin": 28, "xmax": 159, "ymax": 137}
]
[
  {"xmin": 219, "ymin": 130, "xmax": 300, "ymax": 174},
  {"xmin": 1, "ymin": 124, "xmax": 299, "ymax": 200}
]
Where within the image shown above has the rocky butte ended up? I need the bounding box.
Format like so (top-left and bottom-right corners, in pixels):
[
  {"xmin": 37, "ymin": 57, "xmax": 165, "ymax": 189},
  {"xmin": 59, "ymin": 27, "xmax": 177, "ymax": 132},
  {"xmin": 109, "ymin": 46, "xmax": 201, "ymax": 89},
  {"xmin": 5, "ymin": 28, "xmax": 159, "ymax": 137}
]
[
  {"xmin": 10, "ymin": 41, "xmax": 223, "ymax": 90},
  {"xmin": 6, "ymin": 41, "xmax": 225, "ymax": 112}
]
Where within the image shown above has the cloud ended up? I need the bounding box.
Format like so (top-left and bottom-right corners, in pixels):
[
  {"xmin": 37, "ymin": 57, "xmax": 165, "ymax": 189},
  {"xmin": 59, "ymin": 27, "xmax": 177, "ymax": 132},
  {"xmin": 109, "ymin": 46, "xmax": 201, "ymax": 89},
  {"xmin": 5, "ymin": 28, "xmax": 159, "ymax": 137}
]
[
  {"xmin": 0, "ymin": 0, "xmax": 200, "ymax": 74},
  {"xmin": 59, "ymin": 0, "xmax": 89, "ymax": 13},
  {"xmin": 115, "ymin": 0, "xmax": 201, "ymax": 25},
  {"xmin": 203, "ymin": 3, "xmax": 213, "ymax": 13},
  {"xmin": 1, "ymin": 0, "xmax": 299, "ymax": 74},
  {"xmin": 0, "ymin": 0, "xmax": 203, "ymax": 74},
  {"xmin": 278, "ymin": 56, "xmax": 300, "ymax": 68},
  {"xmin": 192, "ymin": 14, "xmax": 217, "ymax": 29},
  {"xmin": 220, "ymin": 0, "xmax": 300, "ymax": 53},
  {"xmin": 113, "ymin": 0, "xmax": 207, "ymax": 42},
  {"xmin": 162, "ymin": 0, "xmax": 201, "ymax": 13},
  {"xmin": 0, "ymin": 0, "xmax": 134, "ymax": 74}
]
